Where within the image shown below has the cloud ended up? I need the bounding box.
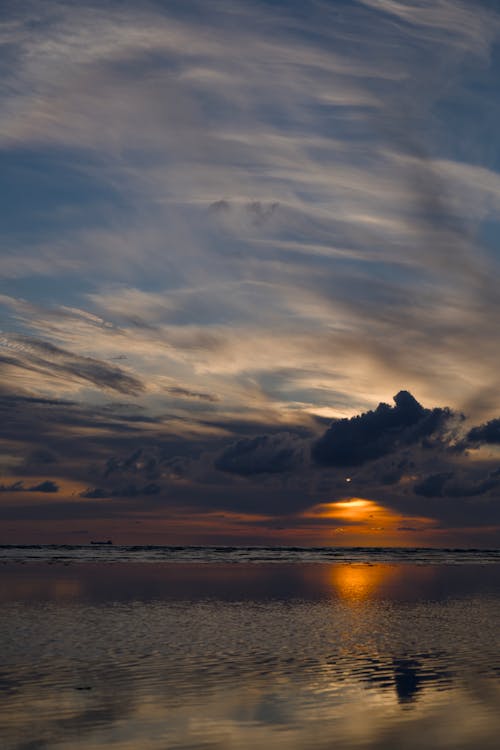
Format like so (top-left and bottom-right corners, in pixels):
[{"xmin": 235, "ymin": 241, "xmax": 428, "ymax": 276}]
[
  {"xmin": 467, "ymin": 418, "xmax": 500, "ymax": 444},
  {"xmin": 2, "ymin": 383, "xmax": 500, "ymax": 538},
  {"xmin": 164, "ymin": 386, "xmax": 219, "ymax": 403},
  {"xmin": 209, "ymin": 199, "xmax": 280, "ymax": 226},
  {"xmin": 413, "ymin": 473, "xmax": 452, "ymax": 498},
  {"xmin": 358, "ymin": 0, "xmax": 499, "ymax": 56},
  {"xmin": 414, "ymin": 471, "xmax": 499, "ymax": 498},
  {"xmin": 0, "ymin": 480, "xmax": 59, "ymax": 493},
  {"xmin": 28, "ymin": 480, "xmax": 60, "ymax": 493},
  {"xmin": 1, "ymin": 0, "xmax": 500, "ymax": 428},
  {"xmin": 311, "ymin": 391, "xmax": 449, "ymax": 467},
  {"xmin": 0, "ymin": 333, "xmax": 144, "ymax": 396},
  {"xmin": 80, "ymin": 483, "xmax": 161, "ymax": 499},
  {"xmin": 214, "ymin": 432, "xmax": 306, "ymax": 476},
  {"xmin": 2, "ymin": 0, "xmax": 500, "ymax": 542}
]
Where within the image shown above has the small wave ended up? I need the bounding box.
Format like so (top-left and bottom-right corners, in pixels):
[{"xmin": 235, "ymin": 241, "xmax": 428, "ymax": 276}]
[{"xmin": 1, "ymin": 545, "xmax": 500, "ymax": 565}]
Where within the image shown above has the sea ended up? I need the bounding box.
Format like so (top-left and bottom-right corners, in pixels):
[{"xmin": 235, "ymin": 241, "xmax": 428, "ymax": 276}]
[
  {"xmin": 2, "ymin": 543, "xmax": 500, "ymax": 564},
  {"xmin": 2, "ymin": 546, "xmax": 500, "ymax": 749}
]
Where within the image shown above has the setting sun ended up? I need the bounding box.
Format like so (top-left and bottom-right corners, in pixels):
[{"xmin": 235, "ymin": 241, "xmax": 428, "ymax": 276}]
[{"xmin": 301, "ymin": 497, "xmax": 437, "ymax": 546}]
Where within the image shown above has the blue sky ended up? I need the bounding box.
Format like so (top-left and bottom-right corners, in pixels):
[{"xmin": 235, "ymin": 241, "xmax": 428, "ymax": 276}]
[{"xmin": 1, "ymin": 0, "xmax": 500, "ymax": 544}]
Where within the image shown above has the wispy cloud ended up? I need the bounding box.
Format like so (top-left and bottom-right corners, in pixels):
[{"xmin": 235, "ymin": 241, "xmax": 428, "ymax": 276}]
[
  {"xmin": 0, "ymin": 330, "xmax": 144, "ymax": 396},
  {"xmin": 2, "ymin": 0, "xmax": 500, "ymax": 541}
]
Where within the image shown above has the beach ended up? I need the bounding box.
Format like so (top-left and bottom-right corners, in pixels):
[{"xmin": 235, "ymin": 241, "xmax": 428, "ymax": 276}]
[{"xmin": 2, "ymin": 556, "xmax": 500, "ymax": 749}]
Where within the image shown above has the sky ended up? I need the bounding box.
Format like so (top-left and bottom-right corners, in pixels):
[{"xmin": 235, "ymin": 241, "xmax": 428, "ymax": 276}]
[{"xmin": 1, "ymin": 0, "xmax": 500, "ymax": 546}]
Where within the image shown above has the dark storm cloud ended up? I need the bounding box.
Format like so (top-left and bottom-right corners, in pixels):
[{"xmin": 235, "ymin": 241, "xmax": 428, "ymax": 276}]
[
  {"xmin": 80, "ymin": 483, "xmax": 161, "ymax": 499},
  {"xmin": 414, "ymin": 472, "xmax": 499, "ymax": 499},
  {"xmin": 3, "ymin": 384, "xmax": 500, "ymax": 531},
  {"xmin": 413, "ymin": 473, "xmax": 451, "ymax": 498},
  {"xmin": 0, "ymin": 334, "xmax": 144, "ymax": 395},
  {"xmin": 0, "ymin": 480, "xmax": 59, "ymax": 493},
  {"xmin": 28, "ymin": 480, "xmax": 60, "ymax": 493},
  {"xmin": 0, "ymin": 377, "xmax": 245, "ymax": 486},
  {"xmin": 101, "ymin": 448, "xmax": 194, "ymax": 483},
  {"xmin": 214, "ymin": 432, "xmax": 306, "ymax": 475},
  {"xmin": 0, "ymin": 388, "xmax": 207, "ymax": 495},
  {"xmin": 467, "ymin": 418, "xmax": 500, "ymax": 444},
  {"xmin": 0, "ymin": 391, "xmax": 145, "ymax": 449},
  {"xmin": 311, "ymin": 391, "xmax": 450, "ymax": 467},
  {"xmin": 22, "ymin": 390, "xmax": 494, "ymax": 516}
]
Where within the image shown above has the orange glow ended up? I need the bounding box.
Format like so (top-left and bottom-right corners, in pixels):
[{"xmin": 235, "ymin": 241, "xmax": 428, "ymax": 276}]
[
  {"xmin": 326, "ymin": 498, "xmax": 372, "ymax": 517},
  {"xmin": 3, "ymin": 478, "xmax": 499, "ymax": 547},
  {"xmin": 329, "ymin": 564, "xmax": 397, "ymax": 601},
  {"xmin": 301, "ymin": 497, "xmax": 437, "ymax": 546},
  {"xmin": 299, "ymin": 562, "xmax": 438, "ymax": 602}
]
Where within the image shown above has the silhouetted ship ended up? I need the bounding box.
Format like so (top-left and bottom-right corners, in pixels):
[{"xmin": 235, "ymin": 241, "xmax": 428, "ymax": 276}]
[{"xmin": 90, "ymin": 540, "xmax": 113, "ymax": 545}]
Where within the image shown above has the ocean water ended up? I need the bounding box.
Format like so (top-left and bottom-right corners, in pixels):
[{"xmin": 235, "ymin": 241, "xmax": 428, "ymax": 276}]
[
  {"xmin": 2, "ymin": 544, "xmax": 500, "ymax": 564},
  {"xmin": 2, "ymin": 552, "xmax": 500, "ymax": 749}
]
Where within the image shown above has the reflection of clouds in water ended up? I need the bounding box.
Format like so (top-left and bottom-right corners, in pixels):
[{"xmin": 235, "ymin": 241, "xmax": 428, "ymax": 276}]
[
  {"xmin": 1, "ymin": 567, "xmax": 500, "ymax": 749},
  {"xmin": 0, "ymin": 663, "xmax": 137, "ymax": 750},
  {"xmin": 1, "ymin": 653, "xmax": 498, "ymax": 749},
  {"xmin": 393, "ymin": 658, "xmax": 434, "ymax": 705},
  {"xmin": 362, "ymin": 654, "xmax": 452, "ymax": 706}
]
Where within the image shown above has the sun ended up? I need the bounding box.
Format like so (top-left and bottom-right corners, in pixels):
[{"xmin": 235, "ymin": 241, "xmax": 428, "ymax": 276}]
[{"xmin": 301, "ymin": 497, "xmax": 437, "ymax": 546}]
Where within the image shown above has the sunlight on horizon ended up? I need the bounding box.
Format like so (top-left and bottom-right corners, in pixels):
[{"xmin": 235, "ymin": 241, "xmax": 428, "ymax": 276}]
[{"xmin": 302, "ymin": 497, "xmax": 438, "ymax": 546}]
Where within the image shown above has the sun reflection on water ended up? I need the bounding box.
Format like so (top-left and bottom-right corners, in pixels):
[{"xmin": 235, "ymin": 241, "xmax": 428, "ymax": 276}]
[{"xmin": 329, "ymin": 563, "xmax": 396, "ymax": 601}]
